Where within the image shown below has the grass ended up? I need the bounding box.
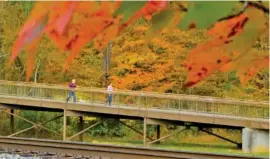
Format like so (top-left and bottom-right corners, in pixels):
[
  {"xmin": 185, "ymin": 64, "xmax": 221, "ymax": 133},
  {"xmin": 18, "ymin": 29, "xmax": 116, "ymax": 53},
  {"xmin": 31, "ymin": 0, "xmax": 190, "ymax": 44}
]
[
  {"xmin": 72, "ymin": 131, "xmax": 269, "ymax": 158},
  {"xmin": 88, "ymin": 138, "xmax": 269, "ymax": 157}
]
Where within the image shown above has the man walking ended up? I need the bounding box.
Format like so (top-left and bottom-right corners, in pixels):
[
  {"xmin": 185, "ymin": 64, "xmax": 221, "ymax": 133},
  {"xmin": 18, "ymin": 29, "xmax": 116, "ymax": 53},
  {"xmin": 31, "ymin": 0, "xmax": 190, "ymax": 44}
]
[
  {"xmin": 66, "ymin": 79, "xmax": 76, "ymax": 103},
  {"xmin": 105, "ymin": 83, "xmax": 113, "ymax": 106}
]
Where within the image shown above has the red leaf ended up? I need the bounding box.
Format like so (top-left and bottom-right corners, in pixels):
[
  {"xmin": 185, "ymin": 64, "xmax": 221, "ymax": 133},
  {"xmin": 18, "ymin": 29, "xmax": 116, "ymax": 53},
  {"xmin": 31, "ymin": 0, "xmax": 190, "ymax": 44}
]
[
  {"xmin": 119, "ymin": 1, "xmax": 167, "ymax": 31},
  {"xmin": 10, "ymin": 14, "xmax": 48, "ymax": 66},
  {"xmin": 25, "ymin": 36, "xmax": 41, "ymax": 81},
  {"xmin": 53, "ymin": 2, "xmax": 75, "ymax": 35},
  {"xmin": 183, "ymin": 7, "xmax": 267, "ymax": 87},
  {"xmin": 9, "ymin": 2, "xmax": 54, "ymax": 66},
  {"xmin": 45, "ymin": 2, "xmax": 77, "ymax": 50},
  {"xmin": 142, "ymin": 1, "xmax": 167, "ymax": 19}
]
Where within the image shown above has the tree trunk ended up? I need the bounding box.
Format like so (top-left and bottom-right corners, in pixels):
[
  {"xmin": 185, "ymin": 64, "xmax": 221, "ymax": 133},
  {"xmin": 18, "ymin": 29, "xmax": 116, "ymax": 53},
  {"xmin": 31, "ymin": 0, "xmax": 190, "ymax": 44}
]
[{"xmin": 34, "ymin": 59, "xmax": 41, "ymax": 83}]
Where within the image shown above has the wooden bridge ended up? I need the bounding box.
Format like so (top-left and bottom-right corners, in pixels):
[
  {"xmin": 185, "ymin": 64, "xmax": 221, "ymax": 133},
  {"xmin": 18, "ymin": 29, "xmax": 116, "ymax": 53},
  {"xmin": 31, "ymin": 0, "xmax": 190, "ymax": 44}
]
[{"xmin": 0, "ymin": 80, "xmax": 269, "ymax": 147}]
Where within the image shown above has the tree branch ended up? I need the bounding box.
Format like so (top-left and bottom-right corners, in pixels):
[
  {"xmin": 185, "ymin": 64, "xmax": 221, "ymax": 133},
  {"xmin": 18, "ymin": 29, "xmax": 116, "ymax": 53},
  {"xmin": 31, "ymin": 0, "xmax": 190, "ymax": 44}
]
[
  {"xmin": 34, "ymin": 59, "xmax": 40, "ymax": 83},
  {"xmin": 218, "ymin": 1, "xmax": 269, "ymax": 22},
  {"xmin": 178, "ymin": 4, "xmax": 188, "ymax": 12},
  {"xmin": 218, "ymin": 1, "xmax": 247, "ymax": 22},
  {"xmin": 173, "ymin": 2, "xmax": 188, "ymax": 12},
  {"xmin": 246, "ymin": 1, "xmax": 269, "ymax": 14}
]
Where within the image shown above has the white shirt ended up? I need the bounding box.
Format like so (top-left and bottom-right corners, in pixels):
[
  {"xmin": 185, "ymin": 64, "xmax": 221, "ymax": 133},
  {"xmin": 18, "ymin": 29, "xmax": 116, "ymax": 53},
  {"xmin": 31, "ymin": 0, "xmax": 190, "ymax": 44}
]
[{"xmin": 107, "ymin": 85, "xmax": 113, "ymax": 94}]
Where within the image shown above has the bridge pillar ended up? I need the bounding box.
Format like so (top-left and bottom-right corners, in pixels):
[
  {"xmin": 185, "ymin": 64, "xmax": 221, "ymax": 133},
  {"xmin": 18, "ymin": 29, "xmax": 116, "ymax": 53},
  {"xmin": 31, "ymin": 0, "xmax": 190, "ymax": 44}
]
[
  {"xmin": 242, "ymin": 128, "xmax": 269, "ymax": 153},
  {"xmin": 143, "ymin": 117, "xmax": 147, "ymax": 146},
  {"xmin": 156, "ymin": 125, "xmax": 160, "ymax": 144},
  {"xmin": 63, "ymin": 110, "xmax": 67, "ymax": 140},
  {"xmin": 78, "ymin": 116, "xmax": 84, "ymax": 142},
  {"xmin": 10, "ymin": 109, "xmax": 14, "ymax": 133}
]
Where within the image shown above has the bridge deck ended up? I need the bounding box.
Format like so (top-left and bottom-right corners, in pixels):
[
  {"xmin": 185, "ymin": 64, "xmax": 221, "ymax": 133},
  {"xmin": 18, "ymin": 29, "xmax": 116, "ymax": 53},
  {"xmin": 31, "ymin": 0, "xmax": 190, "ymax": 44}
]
[{"xmin": 0, "ymin": 80, "xmax": 268, "ymax": 129}]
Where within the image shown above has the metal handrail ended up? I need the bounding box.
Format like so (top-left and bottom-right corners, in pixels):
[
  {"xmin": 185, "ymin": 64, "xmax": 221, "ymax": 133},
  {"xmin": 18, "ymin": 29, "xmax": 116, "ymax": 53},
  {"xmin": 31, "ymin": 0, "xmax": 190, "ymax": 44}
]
[{"xmin": 0, "ymin": 80, "xmax": 268, "ymax": 107}]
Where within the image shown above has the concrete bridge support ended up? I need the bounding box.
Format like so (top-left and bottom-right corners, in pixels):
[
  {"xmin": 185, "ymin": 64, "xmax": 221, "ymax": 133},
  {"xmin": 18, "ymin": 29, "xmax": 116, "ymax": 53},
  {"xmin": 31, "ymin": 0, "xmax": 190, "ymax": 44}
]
[{"xmin": 242, "ymin": 128, "xmax": 269, "ymax": 153}]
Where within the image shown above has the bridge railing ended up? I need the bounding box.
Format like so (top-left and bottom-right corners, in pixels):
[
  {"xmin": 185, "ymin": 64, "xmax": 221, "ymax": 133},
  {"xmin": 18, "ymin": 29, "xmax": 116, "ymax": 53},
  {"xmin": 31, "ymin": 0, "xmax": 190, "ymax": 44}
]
[{"xmin": 0, "ymin": 80, "xmax": 268, "ymax": 119}]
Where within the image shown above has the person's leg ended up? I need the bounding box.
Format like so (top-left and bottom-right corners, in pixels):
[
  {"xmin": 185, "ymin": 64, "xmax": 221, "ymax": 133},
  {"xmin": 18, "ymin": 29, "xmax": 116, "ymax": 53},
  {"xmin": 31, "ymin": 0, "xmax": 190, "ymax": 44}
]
[
  {"xmin": 105, "ymin": 95, "xmax": 109, "ymax": 105},
  {"xmin": 108, "ymin": 95, "xmax": 112, "ymax": 106},
  {"xmin": 66, "ymin": 91, "xmax": 72, "ymax": 103}
]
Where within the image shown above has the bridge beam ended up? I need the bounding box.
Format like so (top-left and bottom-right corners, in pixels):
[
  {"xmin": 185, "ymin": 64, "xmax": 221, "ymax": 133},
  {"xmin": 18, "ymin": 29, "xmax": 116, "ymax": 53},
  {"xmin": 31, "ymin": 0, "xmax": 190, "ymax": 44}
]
[
  {"xmin": 199, "ymin": 128, "xmax": 242, "ymax": 148},
  {"xmin": 143, "ymin": 118, "xmax": 186, "ymax": 146},
  {"xmin": 7, "ymin": 115, "xmax": 63, "ymax": 137},
  {"xmin": 148, "ymin": 127, "xmax": 185, "ymax": 145},
  {"xmin": 119, "ymin": 120, "xmax": 154, "ymax": 141},
  {"xmin": 146, "ymin": 119, "xmax": 178, "ymax": 145},
  {"xmin": 67, "ymin": 119, "xmax": 104, "ymax": 141},
  {"xmin": 1, "ymin": 109, "xmax": 61, "ymax": 136},
  {"xmin": 64, "ymin": 110, "xmax": 106, "ymax": 141},
  {"xmin": 242, "ymin": 128, "xmax": 269, "ymax": 153}
]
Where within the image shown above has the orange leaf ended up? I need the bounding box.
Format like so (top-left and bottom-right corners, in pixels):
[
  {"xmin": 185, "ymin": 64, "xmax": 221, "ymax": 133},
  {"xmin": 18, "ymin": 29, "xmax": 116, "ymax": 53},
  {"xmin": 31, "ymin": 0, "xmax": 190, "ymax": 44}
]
[
  {"xmin": 100, "ymin": 1, "xmax": 121, "ymax": 15},
  {"xmin": 221, "ymin": 49, "xmax": 269, "ymax": 86},
  {"xmin": 183, "ymin": 50, "xmax": 232, "ymax": 88},
  {"xmin": 63, "ymin": 6, "xmax": 115, "ymax": 70},
  {"xmin": 240, "ymin": 56, "xmax": 269, "ymax": 85},
  {"xmin": 74, "ymin": 1, "xmax": 99, "ymax": 14},
  {"xmin": 93, "ymin": 17, "xmax": 120, "ymax": 51}
]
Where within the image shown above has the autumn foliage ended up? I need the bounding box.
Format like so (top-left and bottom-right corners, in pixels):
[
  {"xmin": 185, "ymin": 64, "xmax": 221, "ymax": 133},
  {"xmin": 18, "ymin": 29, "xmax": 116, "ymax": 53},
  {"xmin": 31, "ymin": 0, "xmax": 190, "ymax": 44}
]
[
  {"xmin": 184, "ymin": 7, "xmax": 268, "ymax": 87},
  {"xmin": 9, "ymin": 1, "xmax": 269, "ymax": 87}
]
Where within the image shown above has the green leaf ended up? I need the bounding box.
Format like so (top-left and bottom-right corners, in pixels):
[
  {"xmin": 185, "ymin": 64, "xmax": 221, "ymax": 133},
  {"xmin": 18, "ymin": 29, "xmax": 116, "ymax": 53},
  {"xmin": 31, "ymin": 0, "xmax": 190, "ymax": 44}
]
[
  {"xmin": 145, "ymin": 9, "xmax": 174, "ymax": 39},
  {"xmin": 262, "ymin": 1, "xmax": 269, "ymax": 9},
  {"xmin": 114, "ymin": 1, "xmax": 147, "ymax": 23},
  {"xmin": 150, "ymin": 9, "xmax": 175, "ymax": 32},
  {"xmin": 178, "ymin": 1, "xmax": 238, "ymax": 29},
  {"xmin": 225, "ymin": 8, "xmax": 267, "ymax": 53}
]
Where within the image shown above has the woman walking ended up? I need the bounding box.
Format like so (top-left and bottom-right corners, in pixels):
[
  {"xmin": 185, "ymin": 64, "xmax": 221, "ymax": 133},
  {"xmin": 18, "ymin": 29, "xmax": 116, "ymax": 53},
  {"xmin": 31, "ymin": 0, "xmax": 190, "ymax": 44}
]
[{"xmin": 105, "ymin": 83, "xmax": 113, "ymax": 106}]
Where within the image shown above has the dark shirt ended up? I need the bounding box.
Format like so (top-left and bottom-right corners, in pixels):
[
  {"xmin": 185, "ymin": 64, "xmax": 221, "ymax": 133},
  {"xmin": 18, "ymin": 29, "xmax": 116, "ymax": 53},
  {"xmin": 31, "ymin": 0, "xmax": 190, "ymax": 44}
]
[{"xmin": 69, "ymin": 83, "xmax": 76, "ymax": 91}]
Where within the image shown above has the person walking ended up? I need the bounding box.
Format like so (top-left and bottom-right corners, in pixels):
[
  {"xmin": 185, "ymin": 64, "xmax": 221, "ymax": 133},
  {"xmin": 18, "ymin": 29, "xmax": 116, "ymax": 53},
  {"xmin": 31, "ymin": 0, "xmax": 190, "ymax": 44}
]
[
  {"xmin": 105, "ymin": 83, "xmax": 113, "ymax": 106},
  {"xmin": 66, "ymin": 79, "xmax": 77, "ymax": 103}
]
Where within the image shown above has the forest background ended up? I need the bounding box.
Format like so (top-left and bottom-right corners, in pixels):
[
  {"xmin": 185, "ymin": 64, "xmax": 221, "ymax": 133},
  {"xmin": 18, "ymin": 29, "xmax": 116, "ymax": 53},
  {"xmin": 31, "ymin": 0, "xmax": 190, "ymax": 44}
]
[{"xmin": 0, "ymin": 1, "xmax": 269, "ymax": 152}]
